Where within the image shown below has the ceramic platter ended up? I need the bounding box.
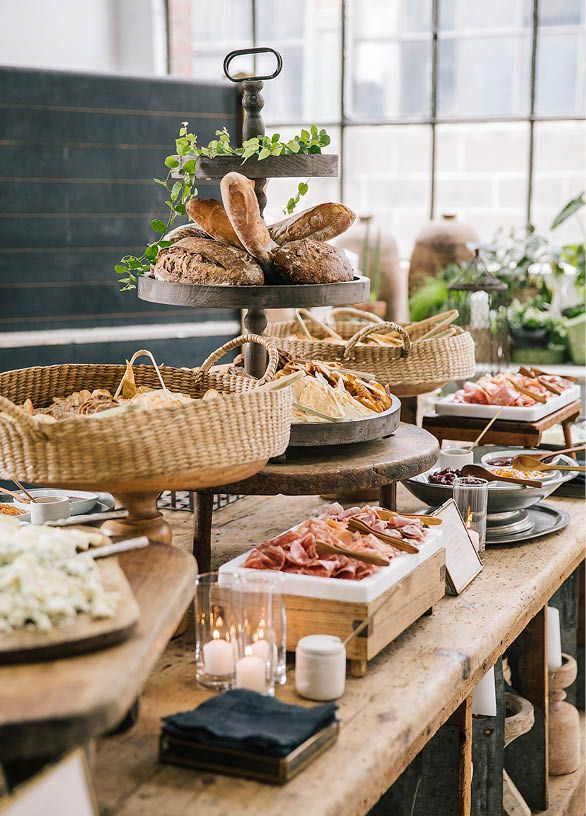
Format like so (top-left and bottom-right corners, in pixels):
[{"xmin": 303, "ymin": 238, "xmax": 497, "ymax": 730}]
[{"xmin": 288, "ymin": 395, "xmax": 401, "ymax": 447}]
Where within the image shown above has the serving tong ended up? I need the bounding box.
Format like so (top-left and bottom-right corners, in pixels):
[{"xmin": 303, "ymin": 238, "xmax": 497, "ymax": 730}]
[
  {"xmin": 346, "ymin": 518, "xmax": 420, "ymax": 554},
  {"xmin": 315, "ymin": 540, "xmax": 390, "ymax": 567}
]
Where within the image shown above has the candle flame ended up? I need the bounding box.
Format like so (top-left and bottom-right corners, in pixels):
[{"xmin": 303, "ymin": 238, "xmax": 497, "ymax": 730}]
[
  {"xmin": 216, "ymin": 616, "xmax": 224, "ymax": 629},
  {"xmin": 244, "ymin": 646, "xmax": 253, "ymax": 656},
  {"xmin": 212, "ymin": 629, "xmax": 220, "ymax": 640}
]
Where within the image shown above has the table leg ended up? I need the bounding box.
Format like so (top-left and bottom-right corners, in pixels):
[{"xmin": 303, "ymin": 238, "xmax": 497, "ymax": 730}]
[
  {"xmin": 380, "ymin": 482, "xmax": 397, "ymax": 511},
  {"xmin": 193, "ymin": 491, "xmax": 213, "ymax": 574},
  {"xmin": 562, "ymin": 417, "xmax": 576, "ymax": 457}
]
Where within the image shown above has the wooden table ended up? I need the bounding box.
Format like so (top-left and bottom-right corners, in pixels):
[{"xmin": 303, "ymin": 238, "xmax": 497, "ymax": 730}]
[
  {"xmin": 0, "ymin": 543, "xmax": 197, "ymax": 787},
  {"xmin": 92, "ymin": 491, "xmax": 585, "ymax": 816},
  {"xmin": 422, "ymin": 400, "xmax": 581, "ymax": 450},
  {"xmin": 191, "ymin": 423, "xmax": 439, "ymax": 572}
]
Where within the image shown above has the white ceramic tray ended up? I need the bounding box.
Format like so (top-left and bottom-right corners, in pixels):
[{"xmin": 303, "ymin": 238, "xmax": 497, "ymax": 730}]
[
  {"xmin": 219, "ymin": 526, "xmax": 443, "ymax": 604},
  {"xmin": 434, "ymin": 383, "xmax": 580, "ymax": 422}
]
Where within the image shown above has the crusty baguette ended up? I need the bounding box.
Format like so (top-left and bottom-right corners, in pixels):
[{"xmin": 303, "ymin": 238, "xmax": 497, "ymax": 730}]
[
  {"xmin": 186, "ymin": 197, "xmax": 244, "ymax": 249},
  {"xmin": 269, "ymin": 203, "xmax": 356, "ymax": 245},
  {"xmin": 274, "ymin": 239, "xmax": 354, "ymax": 284},
  {"xmin": 154, "ymin": 237, "xmax": 264, "ymax": 286},
  {"xmin": 220, "ymin": 172, "xmax": 276, "ymax": 267}
]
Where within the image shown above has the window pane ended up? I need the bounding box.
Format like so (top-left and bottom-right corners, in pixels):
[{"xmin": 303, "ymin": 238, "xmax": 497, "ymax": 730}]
[
  {"xmin": 435, "ymin": 123, "xmax": 530, "ymax": 241},
  {"xmin": 190, "ymin": 1, "xmax": 253, "ymax": 80},
  {"xmin": 257, "ymin": 0, "xmax": 342, "ymax": 124},
  {"xmin": 343, "ymin": 125, "xmax": 432, "ymax": 257},
  {"xmin": 345, "ymin": 0, "xmax": 432, "ymax": 120},
  {"xmin": 536, "ymin": 0, "xmax": 585, "ymax": 115},
  {"xmin": 262, "ymin": 127, "xmax": 342, "ymax": 225},
  {"xmin": 532, "ymin": 121, "xmax": 586, "ymax": 244},
  {"xmin": 437, "ymin": 0, "xmax": 531, "ymax": 117}
]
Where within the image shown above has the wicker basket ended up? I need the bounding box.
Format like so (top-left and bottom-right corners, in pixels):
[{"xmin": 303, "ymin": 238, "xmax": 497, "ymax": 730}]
[
  {"xmin": 0, "ymin": 336, "xmax": 292, "ymax": 485},
  {"xmin": 266, "ymin": 308, "xmax": 476, "ymax": 397}
]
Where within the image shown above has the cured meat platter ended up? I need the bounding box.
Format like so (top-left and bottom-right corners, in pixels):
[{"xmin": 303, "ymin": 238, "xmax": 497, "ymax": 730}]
[{"xmin": 435, "ymin": 381, "xmax": 580, "ymax": 422}]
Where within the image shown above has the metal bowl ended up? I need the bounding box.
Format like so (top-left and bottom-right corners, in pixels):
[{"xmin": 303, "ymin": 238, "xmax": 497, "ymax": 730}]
[
  {"xmin": 403, "ymin": 455, "xmax": 576, "ymax": 514},
  {"xmin": 288, "ymin": 395, "xmax": 401, "ymax": 447}
]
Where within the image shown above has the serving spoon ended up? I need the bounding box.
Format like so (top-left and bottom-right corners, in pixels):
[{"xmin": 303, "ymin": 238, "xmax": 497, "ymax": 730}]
[
  {"xmin": 511, "ymin": 454, "xmax": 586, "ymax": 474},
  {"xmin": 533, "ymin": 445, "xmax": 585, "ymax": 461},
  {"xmin": 461, "ymin": 464, "xmax": 543, "ymax": 488}
]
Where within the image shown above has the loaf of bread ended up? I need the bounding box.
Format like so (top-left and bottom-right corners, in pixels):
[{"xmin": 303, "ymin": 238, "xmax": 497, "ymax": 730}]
[
  {"xmin": 273, "ymin": 239, "xmax": 354, "ymax": 285},
  {"xmin": 269, "ymin": 203, "xmax": 355, "ymax": 245},
  {"xmin": 164, "ymin": 224, "xmax": 210, "ymax": 243},
  {"xmin": 186, "ymin": 198, "xmax": 244, "ymax": 249},
  {"xmin": 220, "ymin": 172, "xmax": 276, "ymax": 267},
  {"xmin": 153, "ymin": 237, "xmax": 264, "ymax": 286}
]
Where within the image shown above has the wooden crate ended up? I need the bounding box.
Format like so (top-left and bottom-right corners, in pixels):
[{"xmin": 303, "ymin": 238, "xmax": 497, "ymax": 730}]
[{"xmin": 285, "ymin": 548, "xmax": 446, "ymax": 677}]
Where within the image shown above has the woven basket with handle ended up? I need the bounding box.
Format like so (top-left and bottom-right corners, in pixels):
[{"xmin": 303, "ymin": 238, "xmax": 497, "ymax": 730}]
[
  {"xmin": 266, "ymin": 308, "xmax": 476, "ymax": 396},
  {"xmin": 0, "ymin": 336, "xmax": 292, "ymax": 484}
]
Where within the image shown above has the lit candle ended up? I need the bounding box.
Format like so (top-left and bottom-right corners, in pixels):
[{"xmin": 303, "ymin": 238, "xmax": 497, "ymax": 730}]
[
  {"xmin": 235, "ymin": 646, "xmax": 266, "ymax": 693},
  {"xmin": 203, "ymin": 629, "xmax": 234, "ymax": 676},
  {"xmin": 251, "ymin": 638, "xmax": 271, "ymax": 661},
  {"xmin": 547, "ymin": 606, "xmax": 563, "ymax": 668},
  {"xmin": 472, "ymin": 667, "xmax": 497, "ymax": 717}
]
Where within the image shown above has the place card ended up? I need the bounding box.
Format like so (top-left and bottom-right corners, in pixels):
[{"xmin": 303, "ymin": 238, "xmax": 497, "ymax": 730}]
[
  {"xmin": 0, "ymin": 748, "xmax": 98, "ymax": 816},
  {"xmin": 434, "ymin": 498, "xmax": 483, "ymax": 595}
]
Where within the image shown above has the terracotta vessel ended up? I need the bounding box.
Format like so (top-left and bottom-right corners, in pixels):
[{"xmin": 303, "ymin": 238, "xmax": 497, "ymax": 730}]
[
  {"xmin": 548, "ymin": 653, "xmax": 580, "ymax": 775},
  {"xmin": 409, "ymin": 213, "xmax": 479, "ymax": 295}
]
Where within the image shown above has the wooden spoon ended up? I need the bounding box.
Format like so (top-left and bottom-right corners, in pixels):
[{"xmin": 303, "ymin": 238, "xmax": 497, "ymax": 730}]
[
  {"xmin": 461, "ymin": 464, "xmax": 543, "ymax": 488},
  {"xmin": 346, "ymin": 518, "xmax": 419, "ymax": 554},
  {"xmin": 533, "ymin": 445, "xmax": 586, "ymax": 461},
  {"xmin": 375, "ymin": 508, "xmax": 442, "ymax": 526},
  {"xmin": 511, "ymin": 454, "xmax": 586, "ymax": 474},
  {"xmin": 0, "ymin": 486, "xmax": 27, "ymax": 502},
  {"xmin": 315, "ymin": 540, "xmax": 389, "ymax": 567}
]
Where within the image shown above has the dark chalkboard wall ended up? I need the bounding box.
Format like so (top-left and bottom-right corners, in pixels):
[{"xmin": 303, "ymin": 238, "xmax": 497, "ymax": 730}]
[{"xmin": 0, "ymin": 66, "xmax": 241, "ymax": 371}]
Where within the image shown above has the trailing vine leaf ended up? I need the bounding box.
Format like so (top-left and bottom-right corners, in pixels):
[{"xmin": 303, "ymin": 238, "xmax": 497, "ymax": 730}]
[
  {"xmin": 283, "ymin": 180, "xmax": 310, "ymax": 215},
  {"xmin": 550, "ymin": 192, "xmax": 585, "ymax": 230}
]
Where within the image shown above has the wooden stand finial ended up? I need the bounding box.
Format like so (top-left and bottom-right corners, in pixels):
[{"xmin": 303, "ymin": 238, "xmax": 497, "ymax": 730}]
[{"xmin": 548, "ymin": 653, "xmax": 580, "ymax": 775}]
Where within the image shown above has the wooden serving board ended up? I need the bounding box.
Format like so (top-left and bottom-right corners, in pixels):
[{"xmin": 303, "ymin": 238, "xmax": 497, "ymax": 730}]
[{"xmin": 0, "ymin": 558, "xmax": 139, "ymax": 664}]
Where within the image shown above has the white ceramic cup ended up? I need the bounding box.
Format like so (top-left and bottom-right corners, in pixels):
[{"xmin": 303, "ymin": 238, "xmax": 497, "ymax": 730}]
[
  {"xmin": 29, "ymin": 496, "xmax": 71, "ymax": 525},
  {"xmin": 439, "ymin": 447, "xmax": 474, "ymax": 470}
]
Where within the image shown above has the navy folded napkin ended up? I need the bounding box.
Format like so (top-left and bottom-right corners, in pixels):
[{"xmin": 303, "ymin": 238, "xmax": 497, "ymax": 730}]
[{"xmin": 162, "ymin": 689, "xmax": 338, "ymax": 757}]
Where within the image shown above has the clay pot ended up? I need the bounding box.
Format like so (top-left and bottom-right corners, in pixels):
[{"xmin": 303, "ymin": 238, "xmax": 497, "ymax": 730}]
[{"xmin": 409, "ymin": 213, "xmax": 479, "ymax": 295}]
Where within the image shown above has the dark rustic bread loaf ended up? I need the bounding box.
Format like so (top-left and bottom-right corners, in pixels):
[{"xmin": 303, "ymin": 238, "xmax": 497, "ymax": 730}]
[
  {"xmin": 185, "ymin": 198, "xmax": 244, "ymax": 249},
  {"xmin": 153, "ymin": 237, "xmax": 264, "ymax": 285},
  {"xmin": 269, "ymin": 203, "xmax": 356, "ymax": 245},
  {"xmin": 164, "ymin": 223, "xmax": 210, "ymax": 243},
  {"xmin": 220, "ymin": 172, "xmax": 277, "ymax": 267},
  {"xmin": 273, "ymin": 239, "xmax": 354, "ymax": 284}
]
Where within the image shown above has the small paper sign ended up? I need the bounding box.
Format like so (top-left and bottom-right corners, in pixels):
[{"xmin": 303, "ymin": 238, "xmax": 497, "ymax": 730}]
[{"xmin": 434, "ymin": 498, "xmax": 483, "ymax": 595}]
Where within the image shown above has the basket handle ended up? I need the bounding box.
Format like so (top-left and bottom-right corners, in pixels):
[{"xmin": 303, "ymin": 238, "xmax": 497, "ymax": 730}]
[
  {"xmin": 326, "ymin": 307, "xmax": 386, "ymax": 325},
  {"xmin": 195, "ymin": 335, "xmax": 280, "ymax": 386},
  {"xmin": 0, "ymin": 395, "xmax": 48, "ymax": 437},
  {"xmin": 295, "ymin": 309, "xmax": 343, "ymax": 341},
  {"xmin": 114, "ymin": 348, "xmax": 171, "ymax": 399},
  {"xmin": 343, "ymin": 322, "xmax": 412, "ymax": 360}
]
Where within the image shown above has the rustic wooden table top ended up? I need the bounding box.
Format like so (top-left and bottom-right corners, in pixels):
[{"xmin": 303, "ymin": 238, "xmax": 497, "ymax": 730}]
[
  {"xmin": 93, "ymin": 490, "xmax": 585, "ymax": 816},
  {"xmin": 200, "ymin": 422, "xmax": 440, "ymax": 495},
  {"xmin": 0, "ymin": 543, "xmax": 197, "ymax": 762}
]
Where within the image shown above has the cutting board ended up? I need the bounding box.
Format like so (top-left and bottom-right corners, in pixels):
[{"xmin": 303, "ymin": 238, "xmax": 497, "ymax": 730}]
[{"xmin": 0, "ymin": 558, "xmax": 140, "ymax": 664}]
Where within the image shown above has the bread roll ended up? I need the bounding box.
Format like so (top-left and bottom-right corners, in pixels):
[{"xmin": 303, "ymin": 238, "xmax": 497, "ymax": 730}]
[
  {"xmin": 220, "ymin": 172, "xmax": 276, "ymax": 267},
  {"xmin": 269, "ymin": 203, "xmax": 355, "ymax": 245},
  {"xmin": 274, "ymin": 239, "xmax": 354, "ymax": 285},
  {"xmin": 186, "ymin": 198, "xmax": 244, "ymax": 249},
  {"xmin": 154, "ymin": 237, "xmax": 264, "ymax": 286}
]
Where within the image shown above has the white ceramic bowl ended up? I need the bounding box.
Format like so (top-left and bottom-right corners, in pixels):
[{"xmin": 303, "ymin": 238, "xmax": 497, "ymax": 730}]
[
  {"xmin": 480, "ymin": 449, "xmax": 560, "ymax": 481},
  {"xmin": 12, "ymin": 488, "xmax": 98, "ymax": 515}
]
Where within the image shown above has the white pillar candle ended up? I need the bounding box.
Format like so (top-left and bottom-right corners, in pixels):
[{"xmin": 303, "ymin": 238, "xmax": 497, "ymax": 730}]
[
  {"xmin": 203, "ymin": 631, "xmax": 234, "ymax": 676},
  {"xmin": 547, "ymin": 606, "xmax": 563, "ymax": 669},
  {"xmin": 251, "ymin": 638, "xmax": 271, "ymax": 661},
  {"xmin": 472, "ymin": 667, "xmax": 497, "ymax": 717},
  {"xmin": 235, "ymin": 647, "xmax": 266, "ymax": 693}
]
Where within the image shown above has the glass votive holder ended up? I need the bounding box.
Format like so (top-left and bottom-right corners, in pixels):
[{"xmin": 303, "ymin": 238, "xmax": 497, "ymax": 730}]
[
  {"xmin": 194, "ymin": 572, "xmax": 236, "ymax": 691},
  {"xmin": 453, "ymin": 476, "xmax": 489, "ymax": 555},
  {"xmin": 237, "ymin": 571, "xmax": 287, "ymax": 685},
  {"xmin": 233, "ymin": 577, "xmax": 276, "ymax": 696}
]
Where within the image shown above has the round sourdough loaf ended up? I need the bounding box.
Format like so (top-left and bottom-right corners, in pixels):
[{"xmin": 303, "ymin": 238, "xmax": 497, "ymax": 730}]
[
  {"xmin": 153, "ymin": 237, "xmax": 264, "ymax": 285},
  {"xmin": 274, "ymin": 238, "xmax": 354, "ymax": 284}
]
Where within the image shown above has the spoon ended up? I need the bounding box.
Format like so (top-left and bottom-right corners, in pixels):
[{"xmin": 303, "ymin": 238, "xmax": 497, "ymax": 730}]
[
  {"xmin": 315, "ymin": 540, "xmax": 389, "ymax": 567},
  {"xmin": 461, "ymin": 464, "xmax": 543, "ymax": 488},
  {"xmin": 0, "ymin": 486, "xmax": 27, "ymax": 502},
  {"xmin": 374, "ymin": 508, "xmax": 442, "ymax": 527},
  {"xmin": 535, "ymin": 445, "xmax": 585, "ymax": 461},
  {"xmin": 346, "ymin": 518, "xmax": 419, "ymax": 553},
  {"xmin": 511, "ymin": 454, "xmax": 586, "ymax": 474}
]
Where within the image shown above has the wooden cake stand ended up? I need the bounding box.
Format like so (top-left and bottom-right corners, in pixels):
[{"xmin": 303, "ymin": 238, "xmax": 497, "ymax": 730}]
[
  {"xmin": 422, "ymin": 401, "xmax": 581, "ymax": 452},
  {"xmin": 189, "ymin": 424, "xmax": 439, "ymax": 572}
]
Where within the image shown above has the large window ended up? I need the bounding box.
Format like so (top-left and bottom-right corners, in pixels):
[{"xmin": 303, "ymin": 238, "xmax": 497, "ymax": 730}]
[{"xmin": 173, "ymin": 0, "xmax": 585, "ymax": 255}]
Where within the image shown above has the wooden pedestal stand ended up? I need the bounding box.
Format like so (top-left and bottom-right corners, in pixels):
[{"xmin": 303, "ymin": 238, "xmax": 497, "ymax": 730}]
[
  {"xmin": 422, "ymin": 400, "xmax": 581, "ymax": 452},
  {"xmin": 549, "ymin": 654, "xmax": 581, "ymax": 776}
]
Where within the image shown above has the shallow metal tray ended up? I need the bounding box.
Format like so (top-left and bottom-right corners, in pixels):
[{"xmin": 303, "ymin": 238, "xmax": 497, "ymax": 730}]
[{"xmin": 288, "ymin": 395, "xmax": 401, "ymax": 447}]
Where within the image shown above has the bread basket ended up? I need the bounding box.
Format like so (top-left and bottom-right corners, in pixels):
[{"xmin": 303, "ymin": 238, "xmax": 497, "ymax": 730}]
[
  {"xmin": 266, "ymin": 309, "xmax": 476, "ymax": 397},
  {"xmin": 0, "ymin": 336, "xmax": 292, "ymax": 486}
]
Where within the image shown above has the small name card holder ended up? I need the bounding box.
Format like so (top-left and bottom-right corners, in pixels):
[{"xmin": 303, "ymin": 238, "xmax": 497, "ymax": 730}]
[{"xmin": 435, "ymin": 498, "xmax": 483, "ymax": 595}]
